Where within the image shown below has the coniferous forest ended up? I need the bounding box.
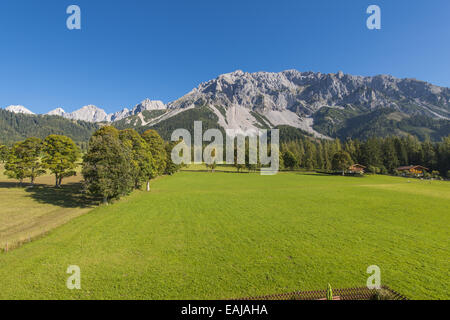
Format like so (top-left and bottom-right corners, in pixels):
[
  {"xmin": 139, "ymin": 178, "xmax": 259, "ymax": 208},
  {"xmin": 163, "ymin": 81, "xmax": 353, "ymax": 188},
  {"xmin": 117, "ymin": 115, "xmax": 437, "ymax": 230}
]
[{"xmin": 280, "ymin": 135, "xmax": 450, "ymax": 178}]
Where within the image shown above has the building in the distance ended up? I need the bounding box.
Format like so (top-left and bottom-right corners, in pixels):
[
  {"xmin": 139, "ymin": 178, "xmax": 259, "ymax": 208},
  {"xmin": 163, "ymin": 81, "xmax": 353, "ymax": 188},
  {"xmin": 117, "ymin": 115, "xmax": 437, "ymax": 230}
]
[
  {"xmin": 396, "ymin": 165, "xmax": 429, "ymax": 176},
  {"xmin": 348, "ymin": 164, "xmax": 366, "ymax": 174}
]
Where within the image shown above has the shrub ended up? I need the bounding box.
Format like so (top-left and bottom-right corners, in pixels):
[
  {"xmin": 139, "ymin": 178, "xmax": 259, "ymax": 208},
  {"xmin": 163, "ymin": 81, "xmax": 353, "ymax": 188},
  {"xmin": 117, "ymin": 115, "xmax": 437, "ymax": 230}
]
[
  {"xmin": 372, "ymin": 289, "xmax": 395, "ymax": 300},
  {"xmin": 368, "ymin": 166, "xmax": 380, "ymax": 174}
]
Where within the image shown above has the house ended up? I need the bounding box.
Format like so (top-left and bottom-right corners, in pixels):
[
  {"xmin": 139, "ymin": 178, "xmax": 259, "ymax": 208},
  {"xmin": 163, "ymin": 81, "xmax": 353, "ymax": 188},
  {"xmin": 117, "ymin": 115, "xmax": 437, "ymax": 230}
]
[
  {"xmin": 396, "ymin": 165, "xmax": 428, "ymax": 176},
  {"xmin": 348, "ymin": 164, "xmax": 366, "ymax": 173}
]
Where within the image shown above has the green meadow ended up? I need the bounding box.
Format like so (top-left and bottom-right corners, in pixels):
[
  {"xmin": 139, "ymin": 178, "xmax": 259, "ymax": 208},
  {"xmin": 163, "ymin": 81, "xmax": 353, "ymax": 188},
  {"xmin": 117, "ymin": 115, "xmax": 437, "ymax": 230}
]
[
  {"xmin": 0, "ymin": 164, "xmax": 92, "ymax": 251},
  {"xmin": 0, "ymin": 170, "xmax": 449, "ymax": 299}
]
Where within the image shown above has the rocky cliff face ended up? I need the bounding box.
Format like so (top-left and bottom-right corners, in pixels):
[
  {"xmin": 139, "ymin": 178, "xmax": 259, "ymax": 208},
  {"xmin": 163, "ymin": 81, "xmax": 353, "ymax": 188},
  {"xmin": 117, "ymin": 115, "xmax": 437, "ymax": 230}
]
[
  {"xmin": 64, "ymin": 105, "xmax": 110, "ymax": 122},
  {"xmin": 169, "ymin": 70, "xmax": 450, "ymax": 117},
  {"xmin": 158, "ymin": 70, "xmax": 450, "ymax": 137},
  {"xmin": 107, "ymin": 99, "xmax": 167, "ymax": 122}
]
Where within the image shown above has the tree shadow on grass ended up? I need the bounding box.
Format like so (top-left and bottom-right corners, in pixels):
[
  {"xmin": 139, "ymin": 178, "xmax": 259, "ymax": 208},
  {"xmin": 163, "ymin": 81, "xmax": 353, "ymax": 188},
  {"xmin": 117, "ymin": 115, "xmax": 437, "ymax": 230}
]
[
  {"xmin": 26, "ymin": 183, "xmax": 100, "ymax": 208},
  {"xmin": 0, "ymin": 181, "xmax": 24, "ymax": 189},
  {"xmin": 0, "ymin": 181, "xmax": 99, "ymax": 208}
]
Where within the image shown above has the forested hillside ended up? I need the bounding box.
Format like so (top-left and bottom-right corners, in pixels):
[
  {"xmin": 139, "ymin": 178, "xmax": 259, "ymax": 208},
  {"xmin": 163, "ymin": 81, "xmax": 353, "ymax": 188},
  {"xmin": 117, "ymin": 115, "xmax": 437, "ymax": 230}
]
[
  {"xmin": 117, "ymin": 105, "xmax": 223, "ymax": 140},
  {"xmin": 0, "ymin": 109, "xmax": 99, "ymax": 148},
  {"xmin": 313, "ymin": 108, "xmax": 450, "ymax": 141}
]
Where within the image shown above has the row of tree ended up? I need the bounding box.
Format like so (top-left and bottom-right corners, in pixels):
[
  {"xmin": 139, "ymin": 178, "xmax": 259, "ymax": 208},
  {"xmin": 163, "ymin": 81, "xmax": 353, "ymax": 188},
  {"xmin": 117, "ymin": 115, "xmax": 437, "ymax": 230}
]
[
  {"xmin": 0, "ymin": 135, "xmax": 79, "ymax": 187},
  {"xmin": 82, "ymin": 126, "xmax": 180, "ymax": 203},
  {"xmin": 0, "ymin": 127, "xmax": 181, "ymax": 203},
  {"xmin": 279, "ymin": 135, "xmax": 450, "ymax": 177}
]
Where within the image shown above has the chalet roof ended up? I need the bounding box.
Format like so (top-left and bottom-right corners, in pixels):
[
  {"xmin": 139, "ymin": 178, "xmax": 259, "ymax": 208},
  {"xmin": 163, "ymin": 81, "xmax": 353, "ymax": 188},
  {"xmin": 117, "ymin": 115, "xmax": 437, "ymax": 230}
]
[
  {"xmin": 350, "ymin": 164, "xmax": 366, "ymax": 168},
  {"xmin": 396, "ymin": 165, "xmax": 429, "ymax": 171}
]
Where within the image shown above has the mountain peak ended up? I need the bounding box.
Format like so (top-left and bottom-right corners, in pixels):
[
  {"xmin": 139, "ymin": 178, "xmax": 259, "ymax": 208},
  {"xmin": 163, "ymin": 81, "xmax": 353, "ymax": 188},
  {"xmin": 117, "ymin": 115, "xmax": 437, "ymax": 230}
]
[
  {"xmin": 5, "ymin": 105, "xmax": 34, "ymax": 115},
  {"xmin": 64, "ymin": 105, "xmax": 108, "ymax": 122},
  {"xmin": 46, "ymin": 108, "xmax": 66, "ymax": 116},
  {"xmin": 79, "ymin": 105, "xmax": 103, "ymax": 111},
  {"xmin": 130, "ymin": 99, "xmax": 166, "ymax": 114}
]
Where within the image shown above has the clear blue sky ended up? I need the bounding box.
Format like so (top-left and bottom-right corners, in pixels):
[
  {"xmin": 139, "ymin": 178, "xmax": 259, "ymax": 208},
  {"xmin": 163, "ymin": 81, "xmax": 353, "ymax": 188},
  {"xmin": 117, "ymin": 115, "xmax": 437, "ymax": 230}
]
[{"xmin": 0, "ymin": 0, "xmax": 449, "ymax": 114}]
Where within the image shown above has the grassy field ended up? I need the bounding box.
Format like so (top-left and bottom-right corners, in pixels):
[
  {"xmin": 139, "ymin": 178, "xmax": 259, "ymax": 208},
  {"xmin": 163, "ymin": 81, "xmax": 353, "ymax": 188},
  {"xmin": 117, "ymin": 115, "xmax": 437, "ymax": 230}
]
[
  {"xmin": 0, "ymin": 164, "xmax": 94, "ymax": 251},
  {"xmin": 0, "ymin": 170, "xmax": 448, "ymax": 299}
]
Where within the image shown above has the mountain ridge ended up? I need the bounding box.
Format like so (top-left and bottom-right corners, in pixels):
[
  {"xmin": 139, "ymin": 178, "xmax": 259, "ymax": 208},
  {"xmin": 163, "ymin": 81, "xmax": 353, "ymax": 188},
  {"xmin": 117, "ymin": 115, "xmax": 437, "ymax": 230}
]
[
  {"xmin": 5, "ymin": 99, "xmax": 168, "ymax": 123},
  {"xmin": 2, "ymin": 69, "xmax": 449, "ymax": 141}
]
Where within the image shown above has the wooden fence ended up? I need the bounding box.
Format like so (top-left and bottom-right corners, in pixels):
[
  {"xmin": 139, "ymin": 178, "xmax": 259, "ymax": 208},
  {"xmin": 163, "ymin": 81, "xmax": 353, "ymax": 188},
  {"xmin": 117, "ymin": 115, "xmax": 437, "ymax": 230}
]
[{"xmin": 235, "ymin": 286, "xmax": 408, "ymax": 300}]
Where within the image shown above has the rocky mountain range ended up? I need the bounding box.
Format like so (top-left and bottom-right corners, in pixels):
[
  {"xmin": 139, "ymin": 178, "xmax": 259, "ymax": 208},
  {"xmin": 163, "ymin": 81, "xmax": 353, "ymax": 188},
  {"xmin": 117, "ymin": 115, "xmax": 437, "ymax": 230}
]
[
  {"xmin": 165, "ymin": 70, "xmax": 449, "ymax": 135},
  {"xmin": 2, "ymin": 70, "xmax": 450, "ymax": 141},
  {"xmin": 5, "ymin": 99, "xmax": 167, "ymax": 123}
]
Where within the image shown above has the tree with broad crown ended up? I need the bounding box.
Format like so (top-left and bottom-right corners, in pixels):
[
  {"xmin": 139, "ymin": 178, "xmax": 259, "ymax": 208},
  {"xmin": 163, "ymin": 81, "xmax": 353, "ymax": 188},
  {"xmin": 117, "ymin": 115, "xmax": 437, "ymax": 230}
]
[
  {"xmin": 141, "ymin": 129, "xmax": 167, "ymax": 191},
  {"xmin": 82, "ymin": 126, "xmax": 134, "ymax": 203},
  {"xmin": 4, "ymin": 137, "xmax": 45, "ymax": 186},
  {"xmin": 119, "ymin": 129, "xmax": 155, "ymax": 189},
  {"xmin": 42, "ymin": 135, "xmax": 80, "ymax": 187},
  {"xmin": 4, "ymin": 142, "xmax": 28, "ymax": 186},
  {"xmin": 331, "ymin": 150, "xmax": 352, "ymax": 176},
  {"xmin": 21, "ymin": 137, "xmax": 46, "ymax": 186}
]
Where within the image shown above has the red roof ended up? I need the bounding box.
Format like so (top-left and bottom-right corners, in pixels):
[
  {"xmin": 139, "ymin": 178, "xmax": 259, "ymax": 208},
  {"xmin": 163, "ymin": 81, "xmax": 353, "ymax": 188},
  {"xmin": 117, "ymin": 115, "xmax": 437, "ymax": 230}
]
[
  {"xmin": 350, "ymin": 164, "xmax": 366, "ymax": 168},
  {"xmin": 396, "ymin": 165, "xmax": 429, "ymax": 171}
]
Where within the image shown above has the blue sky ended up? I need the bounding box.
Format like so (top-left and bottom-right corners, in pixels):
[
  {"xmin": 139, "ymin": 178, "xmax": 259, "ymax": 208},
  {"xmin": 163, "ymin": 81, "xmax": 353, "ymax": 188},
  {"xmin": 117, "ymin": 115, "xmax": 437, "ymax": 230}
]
[{"xmin": 0, "ymin": 0, "xmax": 449, "ymax": 114}]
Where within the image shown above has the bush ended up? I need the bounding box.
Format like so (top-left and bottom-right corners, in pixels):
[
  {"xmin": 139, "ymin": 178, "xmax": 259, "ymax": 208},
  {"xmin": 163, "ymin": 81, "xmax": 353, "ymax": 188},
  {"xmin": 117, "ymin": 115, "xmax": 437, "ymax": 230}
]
[
  {"xmin": 431, "ymin": 170, "xmax": 440, "ymax": 178},
  {"xmin": 372, "ymin": 289, "xmax": 395, "ymax": 300},
  {"xmin": 368, "ymin": 166, "xmax": 380, "ymax": 174}
]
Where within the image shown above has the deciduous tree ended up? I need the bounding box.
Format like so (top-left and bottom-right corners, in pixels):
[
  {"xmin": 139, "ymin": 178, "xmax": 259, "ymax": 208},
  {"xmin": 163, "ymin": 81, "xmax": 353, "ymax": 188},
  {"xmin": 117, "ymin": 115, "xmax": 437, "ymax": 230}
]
[
  {"xmin": 164, "ymin": 140, "xmax": 182, "ymax": 175},
  {"xmin": 82, "ymin": 126, "xmax": 134, "ymax": 203},
  {"xmin": 142, "ymin": 129, "xmax": 167, "ymax": 190},
  {"xmin": 119, "ymin": 129, "xmax": 155, "ymax": 189},
  {"xmin": 22, "ymin": 137, "xmax": 46, "ymax": 185},
  {"xmin": 332, "ymin": 150, "xmax": 352, "ymax": 175},
  {"xmin": 42, "ymin": 135, "xmax": 80, "ymax": 187},
  {"xmin": 4, "ymin": 138, "xmax": 45, "ymax": 186}
]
